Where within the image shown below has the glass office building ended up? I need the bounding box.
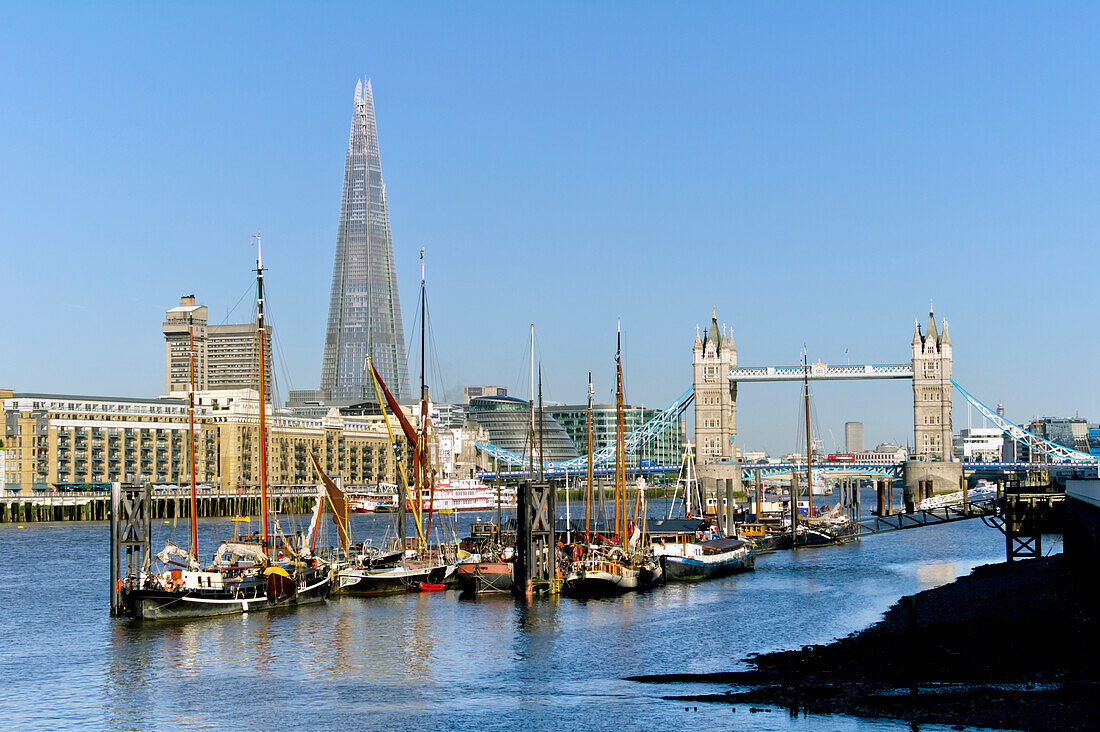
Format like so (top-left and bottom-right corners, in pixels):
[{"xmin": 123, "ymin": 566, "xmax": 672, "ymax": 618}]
[
  {"xmin": 547, "ymin": 404, "xmax": 685, "ymax": 467},
  {"xmin": 468, "ymin": 396, "xmax": 578, "ymax": 465},
  {"xmin": 320, "ymin": 78, "xmax": 410, "ymax": 400}
]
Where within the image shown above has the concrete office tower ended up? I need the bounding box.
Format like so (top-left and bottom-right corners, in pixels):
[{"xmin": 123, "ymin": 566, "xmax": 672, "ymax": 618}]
[
  {"xmin": 693, "ymin": 310, "xmax": 737, "ymax": 464},
  {"xmin": 163, "ymin": 295, "xmax": 271, "ymax": 398},
  {"xmin": 320, "ymin": 78, "xmax": 409, "ymax": 401},
  {"xmin": 845, "ymin": 421, "xmax": 864, "ymax": 453},
  {"xmin": 911, "ymin": 307, "xmax": 953, "ymax": 461}
]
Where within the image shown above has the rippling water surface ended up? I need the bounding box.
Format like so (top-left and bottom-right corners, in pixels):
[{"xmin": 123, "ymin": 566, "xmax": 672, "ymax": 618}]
[{"xmin": 0, "ymin": 490, "xmax": 1036, "ymax": 731}]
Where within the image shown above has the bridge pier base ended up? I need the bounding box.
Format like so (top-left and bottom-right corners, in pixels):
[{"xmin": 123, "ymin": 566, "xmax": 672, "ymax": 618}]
[
  {"xmin": 698, "ymin": 464, "xmax": 741, "ymax": 521},
  {"xmin": 903, "ymin": 461, "xmax": 963, "ymax": 513}
]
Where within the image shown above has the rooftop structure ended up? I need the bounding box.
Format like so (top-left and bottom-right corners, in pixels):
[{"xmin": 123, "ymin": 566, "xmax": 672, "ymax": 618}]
[
  {"xmin": 463, "ymin": 385, "xmax": 507, "ymax": 405},
  {"xmin": 163, "ymin": 295, "xmax": 272, "ymax": 398}
]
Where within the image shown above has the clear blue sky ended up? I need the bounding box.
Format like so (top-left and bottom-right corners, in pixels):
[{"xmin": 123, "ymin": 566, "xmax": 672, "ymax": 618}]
[{"xmin": 2, "ymin": 2, "xmax": 1098, "ymax": 455}]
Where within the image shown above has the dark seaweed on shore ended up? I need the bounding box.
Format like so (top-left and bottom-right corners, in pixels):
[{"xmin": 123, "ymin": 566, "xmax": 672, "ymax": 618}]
[{"xmin": 630, "ymin": 555, "xmax": 1100, "ymax": 731}]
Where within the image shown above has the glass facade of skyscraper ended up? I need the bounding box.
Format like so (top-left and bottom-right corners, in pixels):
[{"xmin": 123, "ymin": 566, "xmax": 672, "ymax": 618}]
[
  {"xmin": 547, "ymin": 404, "xmax": 685, "ymax": 467},
  {"xmin": 321, "ymin": 78, "xmax": 409, "ymax": 400}
]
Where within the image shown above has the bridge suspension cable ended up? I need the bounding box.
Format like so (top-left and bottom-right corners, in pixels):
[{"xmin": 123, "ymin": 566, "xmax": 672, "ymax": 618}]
[
  {"xmin": 478, "ymin": 378, "xmax": 1096, "ymax": 475},
  {"xmin": 475, "ymin": 386, "xmax": 695, "ymax": 472},
  {"xmin": 951, "ymin": 378, "xmax": 1096, "ymax": 463}
]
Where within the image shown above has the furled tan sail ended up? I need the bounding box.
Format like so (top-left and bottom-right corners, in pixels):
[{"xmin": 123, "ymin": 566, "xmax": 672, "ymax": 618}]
[{"xmin": 308, "ymin": 449, "xmax": 350, "ymax": 551}]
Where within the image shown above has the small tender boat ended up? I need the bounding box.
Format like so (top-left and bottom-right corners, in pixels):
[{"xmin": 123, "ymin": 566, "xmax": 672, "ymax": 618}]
[{"xmin": 409, "ymin": 582, "xmax": 446, "ymax": 592}]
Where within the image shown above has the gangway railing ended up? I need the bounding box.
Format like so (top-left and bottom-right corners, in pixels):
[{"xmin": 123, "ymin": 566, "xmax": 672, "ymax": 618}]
[{"xmin": 855, "ymin": 497, "xmax": 999, "ymax": 537}]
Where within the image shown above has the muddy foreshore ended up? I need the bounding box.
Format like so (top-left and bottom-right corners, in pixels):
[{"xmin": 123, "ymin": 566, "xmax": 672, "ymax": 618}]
[{"xmin": 629, "ymin": 554, "xmax": 1098, "ymax": 731}]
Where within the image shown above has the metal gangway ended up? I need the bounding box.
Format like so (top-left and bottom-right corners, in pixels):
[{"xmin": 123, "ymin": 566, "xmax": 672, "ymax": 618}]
[{"xmin": 854, "ymin": 496, "xmax": 1000, "ymax": 537}]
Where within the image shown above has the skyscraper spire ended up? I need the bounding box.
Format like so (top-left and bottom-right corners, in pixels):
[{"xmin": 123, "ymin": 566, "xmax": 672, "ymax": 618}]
[{"xmin": 320, "ymin": 79, "xmax": 409, "ymax": 400}]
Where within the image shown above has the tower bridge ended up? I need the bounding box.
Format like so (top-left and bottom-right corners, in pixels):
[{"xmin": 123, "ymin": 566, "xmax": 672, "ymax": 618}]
[
  {"xmin": 477, "ymin": 306, "xmax": 1097, "ymax": 505},
  {"xmin": 693, "ymin": 306, "xmax": 954, "ymax": 469},
  {"xmin": 692, "ymin": 305, "xmax": 959, "ymax": 503},
  {"xmin": 473, "ymin": 305, "xmax": 1092, "ymax": 559}
]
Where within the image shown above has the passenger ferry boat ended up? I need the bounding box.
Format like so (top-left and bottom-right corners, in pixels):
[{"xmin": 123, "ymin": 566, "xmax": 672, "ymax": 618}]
[
  {"xmin": 347, "ymin": 484, "xmax": 399, "ymax": 513},
  {"xmin": 407, "ymin": 479, "xmax": 516, "ymax": 513}
]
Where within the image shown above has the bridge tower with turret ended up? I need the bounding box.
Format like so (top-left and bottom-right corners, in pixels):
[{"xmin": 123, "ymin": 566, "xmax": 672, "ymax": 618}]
[
  {"xmin": 911, "ymin": 305, "xmax": 953, "ymax": 462},
  {"xmin": 693, "ymin": 310, "xmax": 737, "ymax": 465}
]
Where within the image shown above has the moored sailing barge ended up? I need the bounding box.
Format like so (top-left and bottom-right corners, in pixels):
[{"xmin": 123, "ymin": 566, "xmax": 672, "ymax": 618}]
[{"xmin": 119, "ymin": 236, "xmax": 331, "ymax": 620}]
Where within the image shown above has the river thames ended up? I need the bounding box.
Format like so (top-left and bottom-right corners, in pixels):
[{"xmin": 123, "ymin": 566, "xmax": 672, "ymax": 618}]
[{"xmin": 0, "ymin": 493, "xmax": 1041, "ymax": 731}]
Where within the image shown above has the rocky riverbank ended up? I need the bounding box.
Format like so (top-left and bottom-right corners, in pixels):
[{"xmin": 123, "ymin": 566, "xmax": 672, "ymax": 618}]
[{"xmin": 629, "ymin": 554, "xmax": 1098, "ymax": 731}]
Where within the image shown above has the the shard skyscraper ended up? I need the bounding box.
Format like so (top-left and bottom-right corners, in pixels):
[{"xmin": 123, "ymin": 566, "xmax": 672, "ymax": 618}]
[{"xmin": 321, "ymin": 78, "xmax": 409, "ymax": 401}]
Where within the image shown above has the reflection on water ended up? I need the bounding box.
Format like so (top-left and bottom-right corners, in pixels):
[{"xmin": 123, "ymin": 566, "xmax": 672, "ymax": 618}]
[
  {"xmin": 0, "ymin": 491, "xmax": 1017, "ymax": 730},
  {"xmin": 915, "ymin": 561, "xmax": 960, "ymax": 590}
]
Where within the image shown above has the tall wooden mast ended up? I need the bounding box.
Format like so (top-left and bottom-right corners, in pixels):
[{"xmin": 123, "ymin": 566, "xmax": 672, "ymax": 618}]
[
  {"xmin": 585, "ymin": 371, "xmax": 593, "ymax": 536},
  {"xmin": 529, "ymin": 324, "xmax": 536, "ymax": 474},
  {"xmin": 537, "ymin": 367, "xmax": 545, "ymax": 482},
  {"xmin": 188, "ymin": 314, "xmax": 198, "ymax": 558},
  {"xmin": 802, "ymin": 349, "xmax": 813, "ymax": 543},
  {"xmin": 418, "ymin": 248, "xmax": 428, "ymax": 554},
  {"xmin": 615, "ymin": 323, "xmax": 626, "ymax": 543},
  {"xmin": 254, "ymin": 233, "xmax": 269, "ymax": 555}
]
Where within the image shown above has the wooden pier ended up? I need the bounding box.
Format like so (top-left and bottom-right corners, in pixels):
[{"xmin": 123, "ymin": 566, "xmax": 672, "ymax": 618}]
[{"xmin": 1, "ymin": 486, "xmax": 319, "ymax": 523}]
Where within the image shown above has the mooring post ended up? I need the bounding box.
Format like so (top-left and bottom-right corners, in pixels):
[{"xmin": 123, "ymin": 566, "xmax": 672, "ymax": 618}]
[
  {"xmin": 724, "ymin": 477, "xmax": 736, "ymax": 537},
  {"xmin": 789, "ymin": 468, "xmax": 799, "ymax": 546},
  {"xmin": 110, "ymin": 482, "xmax": 153, "ymax": 617},
  {"xmin": 514, "ymin": 479, "xmax": 556, "ymax": 600},
  {"xmin": 109, "ymin": 482, "xmax": 120, "ymax": 615},
  {"xmin": 754, "ymin": 468, "xmax": 763, "ymax": 521}
]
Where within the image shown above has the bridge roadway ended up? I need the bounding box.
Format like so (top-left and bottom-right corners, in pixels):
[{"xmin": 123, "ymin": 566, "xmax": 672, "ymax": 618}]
[
  {"xmin": 729, "ymin": 363, "xmax": 914, "ymax": 382},
  {"xmin": 478, "ymin": 461, "xmax": 1099, "ymax": 481}
]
